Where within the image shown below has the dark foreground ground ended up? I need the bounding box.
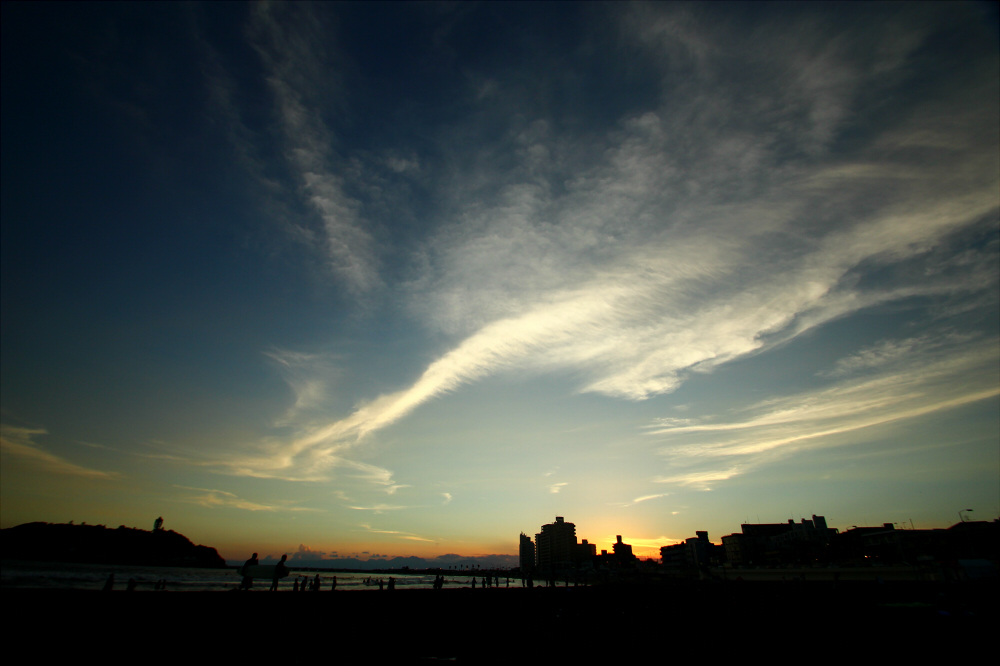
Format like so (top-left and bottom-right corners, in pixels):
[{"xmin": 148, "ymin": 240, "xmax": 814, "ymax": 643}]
[{"xmin": 5, "ymin": 580, "xmax": 995, "ymax": 661}]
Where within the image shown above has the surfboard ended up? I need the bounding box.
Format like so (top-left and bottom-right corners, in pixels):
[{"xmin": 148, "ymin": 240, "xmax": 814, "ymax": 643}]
[{"xmin": 238, "ymin": 564, "xmax": 290, "ymax": 579}]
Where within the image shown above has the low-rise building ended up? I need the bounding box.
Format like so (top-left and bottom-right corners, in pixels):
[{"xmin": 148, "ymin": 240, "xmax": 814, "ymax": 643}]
[{"xmin": 661, "ymin": 531, "xmax": 723, "ymax": 568}]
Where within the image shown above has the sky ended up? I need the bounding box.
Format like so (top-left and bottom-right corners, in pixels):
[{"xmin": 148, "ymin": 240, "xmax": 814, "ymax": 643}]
[{"xmin": 2, "ymin": 2, "xmax": 998, "ymax": 563}]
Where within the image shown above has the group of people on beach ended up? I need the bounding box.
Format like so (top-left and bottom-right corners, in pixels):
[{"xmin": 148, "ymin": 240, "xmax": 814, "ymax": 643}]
[
  {"xmin": 470, "ymin": 574, "xmax": 508, "ymax": 589},
  {"xmin": 362, "ymin": 576, "xmax": 395, "ymax": 590},
  {"xmin": 291, "ymin": 574, "xmax": 327, "ymax": 592},
  {"xmin": 239, "ymin": 552, "xmax": 340, "ymax": 592},
  {"xmin": 236, "ymin": 551, "xmax": 519, "ymax": 592},
  {"xmin": 239, "ymin": 552, "xmax": 289, "ymax": 591},
  {"xmin": 101, "ymin": 573, "xmax": 169, "ymax": 591}
]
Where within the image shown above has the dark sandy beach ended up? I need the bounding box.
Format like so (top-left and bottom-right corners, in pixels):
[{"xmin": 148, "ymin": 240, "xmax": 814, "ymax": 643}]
[{"xmin": 6, "ymin": 580, "xmax": 994, "ymax": 661}]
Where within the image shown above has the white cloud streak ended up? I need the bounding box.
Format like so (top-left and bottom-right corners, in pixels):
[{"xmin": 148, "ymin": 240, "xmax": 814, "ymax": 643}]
[
  {"xmin": 217, "ymin": 5, "xmax": 997, "ymax": 483},
  {"xmin": 348, "ymin": 504, "xmax": 410, "ymax": 513},
  {"xmin": 0, "ymin": 425, "xmax": 118, "ymax": 479},
  {"xmin": 650, "ymin": 336, "xmax": 1000, "ymax": 487},
  {"xmin": 631, "ymin": 493, "xmax": 668, "ymax": 504},
  {"xmin": 616, "ymin": 493, "xmax": 670, "ymax": 507},
  {"xmin": 248, "ymin": 3, "xmax": 381, "ymax": 295},
  {"xmin": 171, "ymin": 485, "xmax": 318, "ymax": 512},
  {"xmin": 355, "ymin": 526, "xmax": 435, "ymax": 543}
]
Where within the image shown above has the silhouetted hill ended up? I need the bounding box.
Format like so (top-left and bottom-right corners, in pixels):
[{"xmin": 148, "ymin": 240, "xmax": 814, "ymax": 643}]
[{"xmin": 0, "ymin": 522, "xmax": 227, "ymax": 568}]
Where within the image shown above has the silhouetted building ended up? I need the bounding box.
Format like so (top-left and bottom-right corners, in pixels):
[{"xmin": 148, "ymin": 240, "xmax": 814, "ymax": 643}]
[
  {"xmin": 519, "ymin": 533, "xmax": 535, "ymax": 573},
  {"xmin": 721, "ymin": 516, "xmax": 835, "ymax": 566},
  {"xmin": 612, "ymin": 535, "xmax": 637, "ymax": 568},
  {"xmin": 769, "ymin": 516, "xmax": 837, "ymax": 564},
  {"xmin": 661, "ymin": 531, "xmax": 724, "ymax": 568},
  {"xmin": 721, "ymin": 533, "xmax": 744, "ymax": 565},
  {"xmin": 535, "ymin": 517, "xmax": 577, "ymax": 571},
  {"xmin": 577, "ymin": 539, "xmax": 597, "ymax": 561},
  {"xmin": 946, "ymin": 520, "xmax": 1000, "ymax": 561},
  {"xmin": 834, "ymin": 520, "xmax": 999, "ymax": 567},
  {"xmin": 612, "ymin": 535, "xmax": 632, "ymax": 558}
]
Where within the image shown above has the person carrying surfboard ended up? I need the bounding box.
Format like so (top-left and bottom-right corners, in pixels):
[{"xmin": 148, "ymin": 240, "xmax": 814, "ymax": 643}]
[
  {"xmin": 269, "ymin": 554, "xmax": 288, "ymax": 591},
  {"xmin": 240, "ymin": 553, "xmax": 258, "ymax": 590}
]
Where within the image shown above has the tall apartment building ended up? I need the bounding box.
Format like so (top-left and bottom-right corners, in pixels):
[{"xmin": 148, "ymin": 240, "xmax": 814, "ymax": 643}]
[
  {"xmin": 535, "ymin": 516, "xmax": 577, "ymax": 570},
  {"xmin": 519, "ymin": 532, "xmax": 536, "ymax": 573}
]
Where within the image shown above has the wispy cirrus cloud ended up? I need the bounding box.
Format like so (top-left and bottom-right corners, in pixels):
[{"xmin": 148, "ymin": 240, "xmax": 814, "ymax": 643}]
[
  {"xmin": 358, "ymin": 523, "xmax": 433, "ymax": 542},
  {"xmin": 208, "ymin": 4, "xmax": 996, "ymax": 486},
  {"xmin": 247, "ymin": 2, "xmax": 381, "ymax": 296},
  {"xmin": 212, "ymin": 440, "xmax": 406, "ymax": 492},
  {"xmin": 0, "ymin": 425, "xmax": 118, "ymax": 479},
  {"xmin": 172, "ymin": 485, "xmax": 319, "ymax": 512},
  {"xmin": 617, "ymin": 493, "xmax": 669, "ymax": 507},
  {"xmin": 650, "ymin": 335, "xmax": 999, "ymax": 487},
  {"xmin": 265, "ymin": 349, "xmax": 335, "ymax": 424},
  {"xmin": 821, "ymin": 334, "xmax": 979, "ymax": 378},
  {"xmin": 244, "ymin": 164, "xmax": 995, "ymax": 478},
  {"xmin": 348, "ymin": 504, "xmax": 410, "ymax": 513},
  {"xmin": 653, "ymin": 468, "xmax": 743, "ymax": 491},
  {"xmin": 358, "ymin": 523, "xmax": 405, "ymax": 534},
  {"xmin": 342, "ymin": 460, "xmax": 410, "ymax": 494}
]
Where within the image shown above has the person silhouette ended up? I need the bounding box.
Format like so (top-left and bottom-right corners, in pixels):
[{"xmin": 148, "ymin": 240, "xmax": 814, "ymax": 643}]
[
  {"xmin": 102, "ymin": 573, "xmax": 115, "ymax": 591},
  {"xmin": 330, "ymin": 575, "xmax": 337, "ymax": 592},
  {"xmin": 241, "ymin": 552, "xmax": 258, "ymax": 590},
  {"xmin": 270, "ymin": 554, "xmax": 287, "ymax": 591}
]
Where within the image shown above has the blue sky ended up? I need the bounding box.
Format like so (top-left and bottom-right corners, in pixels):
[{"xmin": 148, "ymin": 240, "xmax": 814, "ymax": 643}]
[{"xmin": 2, "ymin": 2, "xmax": 997, "ymax": 561}]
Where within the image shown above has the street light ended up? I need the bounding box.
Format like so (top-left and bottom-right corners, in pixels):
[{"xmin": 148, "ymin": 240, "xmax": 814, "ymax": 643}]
[{"xmin": 958, "ymin": 509, "xmax": 973, "ymax": 523}]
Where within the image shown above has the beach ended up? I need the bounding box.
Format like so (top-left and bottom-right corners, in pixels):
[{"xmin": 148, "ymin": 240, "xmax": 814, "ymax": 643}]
[
  {"xmin": 0, "ymin": 559, "xmax": 519, "ymax": 592},
  {"xmin": 5, "ymin": 577, "xmax": 994, "ymax": 661}
]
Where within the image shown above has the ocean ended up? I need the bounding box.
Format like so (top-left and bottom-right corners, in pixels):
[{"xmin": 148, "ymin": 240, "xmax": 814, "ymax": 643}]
[{"xmin": 0, "ymin": 560, "xmax": 515, "ymax": 591}]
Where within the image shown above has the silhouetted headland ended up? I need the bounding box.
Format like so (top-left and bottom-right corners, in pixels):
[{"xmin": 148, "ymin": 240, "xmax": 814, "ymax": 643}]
[{"xmin": 0, "ymin": 521, "xmax": 226, "ymax": 568}]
